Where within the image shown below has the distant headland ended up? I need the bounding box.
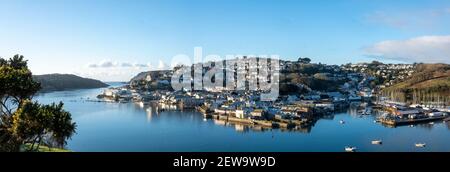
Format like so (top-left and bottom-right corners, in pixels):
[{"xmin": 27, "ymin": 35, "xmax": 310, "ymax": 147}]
[{"xmin": 33, "ymin": 74, "xmax": 109, "ymax": 92}]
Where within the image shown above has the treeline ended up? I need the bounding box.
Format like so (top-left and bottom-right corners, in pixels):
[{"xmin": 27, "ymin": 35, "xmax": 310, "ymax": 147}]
[{"xmin": 382, "ymin": 87, "xmax": 449, "ymax": 106}]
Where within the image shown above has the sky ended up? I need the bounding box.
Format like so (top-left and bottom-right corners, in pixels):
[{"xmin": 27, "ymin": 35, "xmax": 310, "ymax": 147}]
[{"xmin": 0, "ymin": 0, "xmax": 449, "ymax": 81}]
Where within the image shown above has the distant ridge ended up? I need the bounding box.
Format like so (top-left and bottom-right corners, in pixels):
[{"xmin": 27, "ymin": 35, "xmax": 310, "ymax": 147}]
[{"xmin": 33, "ymin": 74, "xmax": 109, "ymax": 92}]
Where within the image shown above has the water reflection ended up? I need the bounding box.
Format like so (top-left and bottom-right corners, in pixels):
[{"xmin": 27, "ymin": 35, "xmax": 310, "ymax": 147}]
[
  {"xmin": 33, "ymin": 86, "xmax": 450, "ymax": 152},
  {"xmin": 146, "ymin": 106, "xmax": 152, "ymax": 122}
]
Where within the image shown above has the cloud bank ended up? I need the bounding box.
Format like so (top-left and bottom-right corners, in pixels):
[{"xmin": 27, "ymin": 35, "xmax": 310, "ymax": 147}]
[
  {"xmin": 365, "ymin": 35, "xmax": 450, "ymax": 63},
  {"xmin": 87, "ymin": 60, "xmax": 151, "ymax": 68}
]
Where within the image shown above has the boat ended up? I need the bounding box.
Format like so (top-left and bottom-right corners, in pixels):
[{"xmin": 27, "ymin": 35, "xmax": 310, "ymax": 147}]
[
  {"xmin": 359, "ymin": 107, "xmax": 372, "ymax": 115},
  {"xmin": 445, "ymin": 117, "xmax": 450, "ymax": 122},
  {"xmin": 371, "ymin": 140, "xmax": 382, "ymax": 145},
  {"xmin": 357, "ymin": 110, "xmax": 364, "ymax": 115},
  {"xmin": 365, "ymin": 107, "xmax": 372, "ymax": 115},
  {"xmin": 118, "ymin": 99, "xmax": 129, "ymax": 103},
  {"xmin": 339, "ymin": 120, "xmax": 345, "ymax": 124},
  {"xmin": 348, "ymin": 95, "xmax": 362, "ymax": 101},
  {"xmin": 345, "ymin": 146, "xmax": 357, "ymax": 152},
  {"xmin": 137, "ymin": 101, "xmax": 145, "ymax": 108},
  {"xmin": 415, "ymin": 143, "xmax": 426, "ymax": 148}
]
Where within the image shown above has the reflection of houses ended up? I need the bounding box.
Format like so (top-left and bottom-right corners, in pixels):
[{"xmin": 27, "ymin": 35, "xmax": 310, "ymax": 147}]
[
  {"xmin": 234, "ymin": 124, "xmax": 249, "ymax": 132},
  {"xmin": 213, "ymin": 119, "xmax": 227, "ymax": 126}
]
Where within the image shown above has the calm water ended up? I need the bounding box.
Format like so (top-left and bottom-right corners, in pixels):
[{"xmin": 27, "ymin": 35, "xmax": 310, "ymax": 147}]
[{"xmin": 35, "ymin": 83, "xmax": 450, "ymax": 152}]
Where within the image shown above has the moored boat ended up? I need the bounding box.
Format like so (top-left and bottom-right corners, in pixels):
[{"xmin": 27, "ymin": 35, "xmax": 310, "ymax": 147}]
[
  {"xmin": 371, "ymin": 140, "xmax": 382, "ymax": 145},
  {"xmin": 415, "ymin": 143, "xmax": 426, "ymax": 148},
  {"xmin": 345, "ymin": 146, "xmax": 357, "ymax": 152}
]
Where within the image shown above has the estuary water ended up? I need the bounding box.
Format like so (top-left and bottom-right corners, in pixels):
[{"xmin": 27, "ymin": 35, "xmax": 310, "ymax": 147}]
[{"xmin": 34, "ymin": 83, "xmax": 450, "ymax": 152}]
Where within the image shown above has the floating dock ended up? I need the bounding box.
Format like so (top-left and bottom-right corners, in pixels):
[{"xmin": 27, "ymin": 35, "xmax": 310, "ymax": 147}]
[{"xmin": 379, "ymin": 116, "xmax": 446, "ymax": 126}]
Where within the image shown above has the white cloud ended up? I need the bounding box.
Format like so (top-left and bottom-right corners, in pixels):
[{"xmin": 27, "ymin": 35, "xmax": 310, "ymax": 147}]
[
  {"xmin": 146, "ymin": 63, "xmax": 152, "ymax": 69},
  {"xmin": 158, "ymin": 60, "xmax": 167, "ymax": 70},
  {"xmin": 133, "ymin": 63, "xmax": 147, "ymax": 68},
  {"xmin": 365, "ymin": 35, "xmax": 450, "ymax": 63},
  {"xmin": 86, "ymin": 60, "xmax": 115, "ymax": 68},
  {"xmin": 82, "ymin": 60, "xmax": 158, "ymax": 81},
  {"xmin": 99, "ymin": 60, "xmax": 115, "ymax": 68},
  {"xmin": 87, "ymin": 60, "xmax": 151, "ymax": 68},
  {"xmin": 87, "ymin": 63, "xmax": 98, "ymax": 68},
  {"xmin": 120, "ymin": 62, "xmax": 133, "ymax": 67}
]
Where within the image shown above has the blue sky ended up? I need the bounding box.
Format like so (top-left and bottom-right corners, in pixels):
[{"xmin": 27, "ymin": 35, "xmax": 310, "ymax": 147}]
[{"xmin": 1, "ymin": 0, "xmax": 449, "ymax": 81}]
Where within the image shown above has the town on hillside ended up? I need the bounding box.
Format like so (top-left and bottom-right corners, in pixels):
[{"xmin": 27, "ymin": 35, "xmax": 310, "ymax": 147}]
[{"xmin": 97, "ymin": 57, "xmax": 450, "ymax": 131}]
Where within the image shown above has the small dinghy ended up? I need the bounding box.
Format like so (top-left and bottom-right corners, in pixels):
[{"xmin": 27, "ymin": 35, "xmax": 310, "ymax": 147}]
[
  {"xmin": 415, "ymin": 143, "xmax": 426, "ymax": 148},
  {"xmin": 345, "ymin": 146, "xmax": 357, "ymax": 152},
  {"xmin": 371, "ymin": 140, "xmax": 382, "ymax": 145}
]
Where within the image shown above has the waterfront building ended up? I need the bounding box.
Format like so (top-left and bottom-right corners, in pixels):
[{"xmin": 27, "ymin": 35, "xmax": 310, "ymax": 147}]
[
  {"xmin": 251, "ymin": 109, "xmax": 265, "ymax": 118},
  {"xmin": 235, "ymin": 110, "xmax": 250, "ymax": 119}
]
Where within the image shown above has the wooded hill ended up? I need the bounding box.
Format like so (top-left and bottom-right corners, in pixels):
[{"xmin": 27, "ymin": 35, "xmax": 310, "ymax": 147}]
[
  {"xmin": 382, "ymin": 63, "xmax": 450, "ymax": 104},
  {"xmin": 33, "ymin": 74, "xmax": 109, "ymax": 92}
]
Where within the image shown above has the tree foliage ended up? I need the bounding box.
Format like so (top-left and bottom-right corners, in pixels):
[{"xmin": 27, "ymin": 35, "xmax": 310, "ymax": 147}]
[
  {"xmin": 0, "ymin": 55, "xmax": 41, "ymax": 115},
  {"xmin": 0, "ymin": 55, "xmax": 76, "ymax": 152},
  {"xmin": 9, "ymin": 101, "xmax": 76, "ymax": 151},
  {"xmin": 298, "ymin": 57, "xmax": 311, "ymax": 64}
]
